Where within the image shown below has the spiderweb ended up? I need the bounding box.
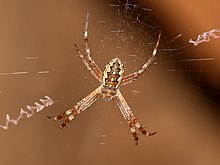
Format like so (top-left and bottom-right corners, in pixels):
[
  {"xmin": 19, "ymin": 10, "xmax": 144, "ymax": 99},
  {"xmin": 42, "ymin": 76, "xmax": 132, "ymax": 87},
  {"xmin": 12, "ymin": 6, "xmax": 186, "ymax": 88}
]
[
  {"xmin": 0, "ymin": 1, "xmax": 220, "ymax": 165},
  {"xmin": 86, "ymin": 0, "xmax": 220, "ymax": 109},
  {"xmin": 0, "ymin": 0, "xmax": 219, "ymax": 129}
]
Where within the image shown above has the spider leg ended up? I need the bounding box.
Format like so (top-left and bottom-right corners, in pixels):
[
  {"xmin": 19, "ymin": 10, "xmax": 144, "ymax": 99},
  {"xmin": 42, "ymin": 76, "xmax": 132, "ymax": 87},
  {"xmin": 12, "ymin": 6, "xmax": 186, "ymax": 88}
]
[
  {"xmin": 115, "ymin": 90, "xmax": 156, "ymax": 144},
  {"xmin": 121, "ymin": 32, "xmax": 161, "ymax": 86},
  {"xmin": 74, "ymin": 13, "xmax": 103, "ymax": 82},
  {"xmin": 47, "ymin": 86, "xmax": 102, "ymax": 128}
]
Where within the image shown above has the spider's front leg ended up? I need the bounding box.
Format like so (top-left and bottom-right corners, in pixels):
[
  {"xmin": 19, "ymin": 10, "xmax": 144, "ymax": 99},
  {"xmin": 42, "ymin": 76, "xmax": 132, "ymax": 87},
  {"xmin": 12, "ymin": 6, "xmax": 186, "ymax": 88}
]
[
  {"xmin": 121, "ymin": 32, "xmax": 161, "ymax": 86},
  {"xmin": 47, "ymin": 86, "xmax": 102, "ymax": 128},
  {"xmin": 115, "ymin": 90, "xmax": 156, "ymax": 144},
  {"xmin": 74, "ymin": 13, "xmax": 103, "ymax": 82}
]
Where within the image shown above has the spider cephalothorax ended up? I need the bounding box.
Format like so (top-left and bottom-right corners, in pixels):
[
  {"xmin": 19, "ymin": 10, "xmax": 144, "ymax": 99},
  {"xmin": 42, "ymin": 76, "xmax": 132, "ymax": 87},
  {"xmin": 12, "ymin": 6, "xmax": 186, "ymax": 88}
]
[{"xmin": 48, "ymin": 13, "xmax": 161, "ymax": 144}]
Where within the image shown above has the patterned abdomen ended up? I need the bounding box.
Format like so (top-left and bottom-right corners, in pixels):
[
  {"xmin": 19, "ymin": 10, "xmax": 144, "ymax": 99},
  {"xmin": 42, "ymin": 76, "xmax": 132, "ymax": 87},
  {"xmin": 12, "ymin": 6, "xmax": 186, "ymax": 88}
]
[{"xmin": 103, "ymin": 58, "xmax": 124, "ymax": 89}]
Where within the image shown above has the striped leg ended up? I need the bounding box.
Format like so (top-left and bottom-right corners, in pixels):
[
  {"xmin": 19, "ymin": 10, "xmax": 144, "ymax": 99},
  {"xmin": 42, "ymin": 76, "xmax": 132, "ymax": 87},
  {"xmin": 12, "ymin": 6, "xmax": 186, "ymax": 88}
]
[
  {"xmin": 83, "ymin": 13, "xmax": 102, "ymax": 78},
  {"xmin": 74, "ymin": 13, "xmax": 103, "ymax": 82},
  {"xmin": 74, "ymin": 44, "xmax": 102, "ymax": 82},
  {"xmin": 47, "ymin": 108, "xmax": 78, "ymax": 128},
  {"xmin": 121, "ymin": 32, "xmax": 161, "ymax": 86},
  {"xmin": 115, "ymin": 90, "xmax": 156, "ymax": 144},
  {"xmin": 47, "ymin": 86, "xmax": 102, "ymax": 128}
]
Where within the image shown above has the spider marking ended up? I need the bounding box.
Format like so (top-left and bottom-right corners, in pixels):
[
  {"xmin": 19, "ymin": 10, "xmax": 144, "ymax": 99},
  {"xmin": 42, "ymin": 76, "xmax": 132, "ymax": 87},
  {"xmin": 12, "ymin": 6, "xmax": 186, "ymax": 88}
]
[{"xmin": 47, "ymin": 13, "xmax": 161, "ymax": 145}]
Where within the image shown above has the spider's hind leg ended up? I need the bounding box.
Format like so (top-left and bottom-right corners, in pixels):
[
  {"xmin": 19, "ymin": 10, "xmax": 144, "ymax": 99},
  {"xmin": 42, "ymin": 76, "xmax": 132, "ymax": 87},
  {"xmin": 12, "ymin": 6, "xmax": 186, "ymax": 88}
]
[
  {"xmin": 47, "ymin": 109, "xmax": 73, "ymax": 121},
  {"xmin": 129, "ymin": 123, "xmax": 139, "ymax": 142},
  {"xmin": 115, "ymin": 90, "xmax": 156, "ymax": 144},
  {"xmin": 47, "ymin": 86, "xmax": 102, "ymax": 128},
  {"xmin": 60, "ymin": 112, "xmax": 77, "ymax": 128},
  {"xmin": 47, "ymin": 108, "xmax": 78, "ymax": 128},
  {"xmin": 133, "ymin": 119, "xmax": 156, "ymax": 136},
  {"xmin": 128, "ymin": 118, "xmax": 156, "ymax": 145}
]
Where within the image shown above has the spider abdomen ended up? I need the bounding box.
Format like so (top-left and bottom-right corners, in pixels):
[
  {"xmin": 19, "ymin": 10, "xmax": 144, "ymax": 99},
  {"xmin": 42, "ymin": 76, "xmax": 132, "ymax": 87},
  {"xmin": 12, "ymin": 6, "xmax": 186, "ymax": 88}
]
[{"xmin": 103, "ymin": 58, "xmax": 124, "ymax": 89}]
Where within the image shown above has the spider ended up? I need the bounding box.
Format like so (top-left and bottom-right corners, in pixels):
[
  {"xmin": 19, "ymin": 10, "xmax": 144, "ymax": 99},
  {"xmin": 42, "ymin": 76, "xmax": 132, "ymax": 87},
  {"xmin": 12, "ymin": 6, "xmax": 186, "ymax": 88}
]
[{"xmin": 47, "ymin": 13, "xmax": 161, "ymax": 144}]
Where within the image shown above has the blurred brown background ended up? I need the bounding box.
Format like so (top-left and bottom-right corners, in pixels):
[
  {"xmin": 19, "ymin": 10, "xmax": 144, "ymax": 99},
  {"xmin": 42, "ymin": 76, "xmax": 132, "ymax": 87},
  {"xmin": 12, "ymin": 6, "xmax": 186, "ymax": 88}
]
[{"xmin": 0, "ymin": 0, "xmax": 220, "ymax": 165}]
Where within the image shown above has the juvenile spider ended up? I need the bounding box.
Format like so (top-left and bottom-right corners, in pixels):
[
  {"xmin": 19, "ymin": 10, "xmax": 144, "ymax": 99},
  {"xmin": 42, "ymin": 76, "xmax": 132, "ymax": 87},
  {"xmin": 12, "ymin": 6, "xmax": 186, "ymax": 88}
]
[{"xmin": 47, "ymin": 13, "xmax": 161, "ymax": 144}]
